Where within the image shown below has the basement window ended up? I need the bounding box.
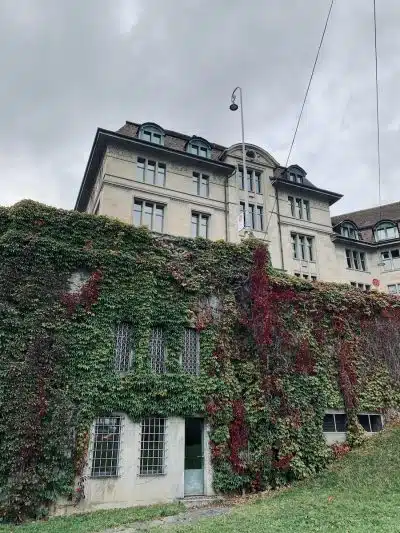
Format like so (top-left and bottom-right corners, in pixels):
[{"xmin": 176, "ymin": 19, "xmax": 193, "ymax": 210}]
[
  {"xmin": 358, "ymin": 414, "xmax": 383, "ymax": 432},
  {"xmin": 323, "ymin": 412, "xmax": 347, "ymax": 432}
]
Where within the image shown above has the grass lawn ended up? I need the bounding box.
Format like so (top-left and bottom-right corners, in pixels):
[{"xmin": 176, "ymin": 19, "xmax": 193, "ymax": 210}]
[
  {"xmin": 169, "ymin": 426, "xmax": 400, "ymax": 533},
  {"xmin": 0, "ymin": 502, "xmax": 183, "ymax": 533}
]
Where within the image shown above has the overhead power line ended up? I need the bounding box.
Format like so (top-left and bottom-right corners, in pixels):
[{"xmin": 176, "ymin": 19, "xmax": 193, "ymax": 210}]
[
  {"xmin": 285, "ymin": 0, "xmax": 335, "ymax": 167},
  {"xmin": 373, "ymin": 0, "xmax": 382, "ymax": 216},
  {"xmin": 263, "ymin": 0, "xmax": 335, "ymax": 238}
]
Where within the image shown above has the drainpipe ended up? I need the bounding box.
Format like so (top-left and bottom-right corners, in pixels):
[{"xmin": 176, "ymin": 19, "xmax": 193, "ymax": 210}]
[
  {"xmin": 224, "ymin": 170, "xmax": 235, "ymax": 242},
  {"xmin": 275, "ymin": 179, "xmax": 285, "ymax": 271}
]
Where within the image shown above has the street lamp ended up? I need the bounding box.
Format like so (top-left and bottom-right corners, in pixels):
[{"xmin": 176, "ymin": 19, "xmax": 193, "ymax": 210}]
[{"xmin": 230, "ymin": 87, "xmax": 251, "ymax": 233}]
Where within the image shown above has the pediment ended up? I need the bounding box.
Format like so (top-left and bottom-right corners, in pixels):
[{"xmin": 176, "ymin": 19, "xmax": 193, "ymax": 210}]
[{"xmin": 223, "ymin": 143, "xmax": 279, "ymax": 168}]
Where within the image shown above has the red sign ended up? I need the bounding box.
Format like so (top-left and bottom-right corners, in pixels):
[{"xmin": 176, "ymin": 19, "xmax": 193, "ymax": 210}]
[{"xmin": 372, "ymin": 279, "xmax": 380, "ymax": 287}]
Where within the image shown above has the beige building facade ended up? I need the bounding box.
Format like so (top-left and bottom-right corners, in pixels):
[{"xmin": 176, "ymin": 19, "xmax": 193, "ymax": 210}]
[{"xmin": 76, "ymin": 120, "xmax": 400, "ymax": 293}]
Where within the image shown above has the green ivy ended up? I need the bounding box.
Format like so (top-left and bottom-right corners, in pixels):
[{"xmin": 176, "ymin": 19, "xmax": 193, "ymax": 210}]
[{"xmin": 0, "ymin": 200, "xmax": 398, "ymax": 523}]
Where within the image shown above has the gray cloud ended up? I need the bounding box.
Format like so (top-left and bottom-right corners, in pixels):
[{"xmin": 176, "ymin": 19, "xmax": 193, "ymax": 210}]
[{"xmin": 0, "ymin": 0, "xmax": 399, "ymax": 214}]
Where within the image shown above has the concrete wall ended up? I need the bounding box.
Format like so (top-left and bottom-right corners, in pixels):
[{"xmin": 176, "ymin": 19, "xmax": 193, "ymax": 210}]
[{"xmin": 68, "ymin": 415, "xmax": 214, "ymax": 513}]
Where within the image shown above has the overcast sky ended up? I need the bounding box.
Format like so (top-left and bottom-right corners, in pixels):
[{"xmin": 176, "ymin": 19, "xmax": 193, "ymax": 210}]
[{"xmin": 1, "ymin": 0, "xmax": 399, "ymax": 215}]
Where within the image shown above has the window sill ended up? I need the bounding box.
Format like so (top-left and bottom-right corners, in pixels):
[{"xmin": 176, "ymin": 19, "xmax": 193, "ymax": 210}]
[
  {"xmin": 138, "ymin": 472, "xmax": 166, "ymax": 477},
  {"xmin": 346, "ymin": 268, "xmax": 370, "ymax": 274},
  {"xmin": 90, "ymin": 474, "xmax": 120, "ymax": 479}
]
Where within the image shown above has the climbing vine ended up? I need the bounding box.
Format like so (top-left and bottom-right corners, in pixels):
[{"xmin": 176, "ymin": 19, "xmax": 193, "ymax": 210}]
[{"xmin": 0, "ymin": 200, "xmax": 399, "ymax": 522}]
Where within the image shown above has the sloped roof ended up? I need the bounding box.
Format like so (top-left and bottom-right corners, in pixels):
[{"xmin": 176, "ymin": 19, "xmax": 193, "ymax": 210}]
[
  {"xmin": 332, "ymin": 202, "xmax": 400, "ymax": 229},
  {"xmin": 117, "ymin": 121, "xmax": 226, "ymax": 161}
]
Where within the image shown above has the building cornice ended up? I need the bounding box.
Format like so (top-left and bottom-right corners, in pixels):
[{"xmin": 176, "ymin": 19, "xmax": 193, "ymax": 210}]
[{"xmin": 75, "ymin": 128, "xmax": 236, "ymax": 212}]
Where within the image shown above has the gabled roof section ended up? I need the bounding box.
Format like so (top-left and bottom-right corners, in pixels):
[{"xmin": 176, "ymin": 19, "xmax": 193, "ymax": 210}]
[
  {"xmin": 271, "ymin": 165, "xmax": 343, "ymax": 206},
  {"xmin": 221, "ymin": 143, "xmax": 279, "ymax": 168}
]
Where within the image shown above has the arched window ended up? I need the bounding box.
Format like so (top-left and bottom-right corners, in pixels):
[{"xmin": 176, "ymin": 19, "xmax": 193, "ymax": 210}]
[
  {"xmin": 138, "ymin": 123, "xmax": 165, "ymax": 145},
  {"xmin": 186, "ymin": 137, "xmax": 211, "ymax": 158},
  {"xmin": 374, "ymin": 221, "xmax": 399, "ymax": 242},
  {"xmin": 341, "ymin": 222, "xmax": 360, "ymax": 240}
]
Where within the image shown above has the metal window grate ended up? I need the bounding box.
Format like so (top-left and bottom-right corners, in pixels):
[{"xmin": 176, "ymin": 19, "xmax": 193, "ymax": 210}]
[
  {"xmin": 182, "ymin": 328, "xmax": 199, "ymax": 375},
  {"xmin": 91, "ymin": 416, "xmax": 121, "ymax": 477},
  {"xmin": 149, "ymin": 328, "xmax": 166, "ymax": 373},
  {"xmin": 115, "ymin": 323, "xmax": 132, "ymax": 372},
  {"xmin": 139, "ymin": 417, "xmax": 166, "ymax": 475}
]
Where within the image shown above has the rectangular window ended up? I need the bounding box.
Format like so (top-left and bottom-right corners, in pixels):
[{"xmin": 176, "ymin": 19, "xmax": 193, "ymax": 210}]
[
  {"xmin": 137, "ymin": 157, "xmax": 145, "ymax": 182},
  {"xmin": 149, "ymin": 328, "xmax": 166, "ymax": 373},
  {"xmin": 139, "ymin": 418, "xmax": 166, "ymax": 475},
  {"xmin": 288, "ymin": 196, "xmax": 295, "ymax": 216},
  {"xmin": 240, "ymin": 203, "xmax": 263, "ymax": 231},
  {"xmin": 306, "ymin": 237, "xmax": 314, "ymax": 261},
  {"xmin": 358, "ymin": 414, "xmax": 383, "ymax": 432},
  {"xmin": 296, "ymin": 198, "xmax": 302, "ymax": 219},
  {"xmin": 256, "ymin": 206, "xmax": 264, "ymax": 231},
  {"xmin": 311, "ymin": 275, "xmax": 317, "ymax": 281},
  {"xmin": 388, "ymin": 284, "xmax": 400, "ymax": 295},
  {"xmin": 91, "ymin": 417, "xmax": 121, "ymax": 477},
  {"xmin": 289, "ymin": 196, "xmax": 310, "ymax": 220},
  {"xmin": 345, "ymin": 249, "xmax": 367, "ymax": 271},
  {"xmin": 299, "ymin": 235, "xmax": 306, "ymax": 260},
  {"xmin": 193, "ymin": 172, "xmax": 209, "ymax": 197},
  {"xmin": 192, "ymin": 213, "xmax": 209, "ymax": 238},
  {"xmin": 133, "ymin": 200, "xmax": 164, "ymax": 232},
  {"xmin": 323, "ymin": 413, "xmax": 348, "ymax": 432},
  {"xmin": 146, "ymin": 161, "xmax": 156, "ymax": 184},
  {"xmin": 239, "ymin": 168, "xmax": 262, "ymax": 194},
  {"xmin": 136, "ymin": 157, "xmax": 166, "ymax": 186},
  {"xmin": 381, "ymin": 249, "xmax": 400, "ymax": 271},
  {"xmin": 115, "ymin": 323, "xmax": 132, "ymax": 372},
  {"xmin": 255, "ymin": 172, "xmax": 262, "ymax": 194},
  {"xmin": 292, "ymin": 234, "xmax": 298, "ymax": 259},
  {"xmin": 182, "ymin": 328, "xmax": 199, "ymax": 375},
  {"xmin": 291, "ymin": 233, "xmax": 314, "ymax": 262}
]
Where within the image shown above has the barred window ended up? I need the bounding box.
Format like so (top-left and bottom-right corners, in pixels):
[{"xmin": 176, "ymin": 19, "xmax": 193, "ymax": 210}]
[
  {"xmin": 149, "ymin": 328, "xmax": 166, "ymax": 373},
  {"xmin": 115, "ymin": 323, "xmax": 133, "ymax": 372},
  {"xmin": 91, "ymin": 416, "xmax": 121, "ymax": 477},
  {"xmin": 139, "ymin": 418, "xmax": 166, "ymax": 475},
  {"xmin": 182, "ymin": 328, "xmax": 200, "ymax": 375}
]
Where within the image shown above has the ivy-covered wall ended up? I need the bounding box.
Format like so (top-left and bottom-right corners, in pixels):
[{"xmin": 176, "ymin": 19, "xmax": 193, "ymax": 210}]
[{"xmin": 0, "ymin": 200, "xmax": 399, "ymax": 522}]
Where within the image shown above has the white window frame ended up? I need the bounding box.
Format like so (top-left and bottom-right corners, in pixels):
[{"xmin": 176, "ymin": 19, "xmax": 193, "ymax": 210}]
[
  {"xmin": 345, "ymin": 249, "xmax": 367, "ymax": 271},
  {"xmin": 238, "ymin": 167, "xmax": 262, "ymax": 194},
  {"xmin": 136, "ymin": 157, "xmax": 166, "ymax": 187},
  {"xmin": 192, "ymin": 212, "xmax": 210, "ymax": 238},
  {"xmin": 139, "ymin": 417, "xmax": 167, "ymax": 476},
  {"xmin": 139, "ymin": 126, "xmax": 164, "ymax": 145},
  {"xmin": 291, "ymin": 233, "xmax": 315, "ymax": 262},
  {"xmin": 374, "ymin": 222, "xmax": 399, "ymax": 242},
  {"xmin": 240, "ymin": 202, "xmax": 264, "ymax": 231},
  {"xmin": 193, "ymin": 172, "xmax": 210, "ymax": 197},
  {"xmin": 90, "ymin": 415, "xmax": 123, "ymax": 478},
  {"xmin": 341, "ymin": 222, "xmax": 360, "ymax": 240},
  {"xmin": 133, "ymin": 199, "xmax": 165, "ymax": 233},
  {"xmin": 288, "ymin": 196, "xmax": 310, "ymax": 221},
  {"xmin": 388, "ymin": 284, "xmax": 400, "ymax": 295},
  {"xmin": 381, "ymin": 249, "xmax": 400, "ymax": 271}
]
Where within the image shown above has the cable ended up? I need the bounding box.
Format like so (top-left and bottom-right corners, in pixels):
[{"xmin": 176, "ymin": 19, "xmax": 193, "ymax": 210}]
[
  {"xmin": 262, "ymin": 0, "xmax": 335, "ymax": 239},
  {"xmin": 285, "ymin": 0, "xmax": 335, "ymax": 168},
  {"xmin": 373, "ymin": 0, "xmax": 382, "ymax": 218}
]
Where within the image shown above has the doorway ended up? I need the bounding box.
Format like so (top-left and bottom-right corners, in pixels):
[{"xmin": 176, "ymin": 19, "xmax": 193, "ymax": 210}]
[{"xmin": 184, "ymin": 418, "xmax": 204, "ymax": 496}]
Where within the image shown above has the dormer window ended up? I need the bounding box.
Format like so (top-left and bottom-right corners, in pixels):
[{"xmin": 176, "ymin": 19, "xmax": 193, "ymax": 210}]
[
  {"xmin": 138, "ymin": 123, "xmax": 165, "ymax": 145},
  {"xmin": 287, "ymin": 165, "xmax": 306, "ymax": 185},
  {"xmin": 289, "ymin": 172, "xmax": 303, "ymax": 184},
  {"xmin": 186, "ymin": 137, "xmax": 211, "ymax": 159},
  {"xmin": 341, "ymin": 222, "xmax": 360, "ymax": 240},
  {"xmin": 374, "ymin": 221, "xmax": 399, "ymax": 242}
]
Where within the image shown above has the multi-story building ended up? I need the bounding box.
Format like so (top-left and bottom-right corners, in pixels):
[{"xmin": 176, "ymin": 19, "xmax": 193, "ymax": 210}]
[{"xmin": 75, "ymin": 120, "xmax": 400, "ymax": 293}]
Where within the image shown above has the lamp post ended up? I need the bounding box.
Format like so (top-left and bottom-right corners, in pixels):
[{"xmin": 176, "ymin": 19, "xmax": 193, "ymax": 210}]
[{"xmin": 230, "ymin": 87, "xmax": 250, "ymax": 232}]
